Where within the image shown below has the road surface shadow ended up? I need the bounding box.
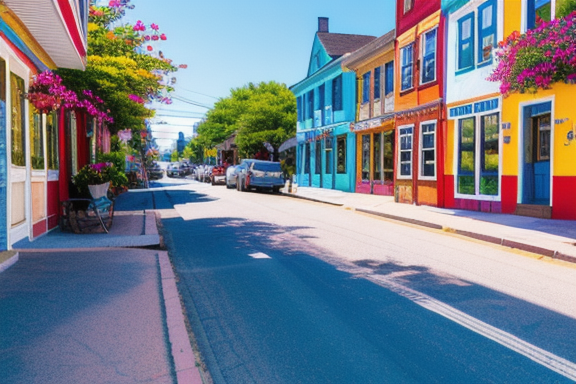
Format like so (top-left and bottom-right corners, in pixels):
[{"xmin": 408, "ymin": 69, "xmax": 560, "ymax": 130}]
[
  {"xmin": 162, "ymin": 215, "xmax": 575, "ymax": 384},
  {"xmin": 115, "ymin": 189, "xmax": 217, "ymax": 211},
  {"xmin": 352, "ymin": 259, "xmax": 576, "ymax": 363}
]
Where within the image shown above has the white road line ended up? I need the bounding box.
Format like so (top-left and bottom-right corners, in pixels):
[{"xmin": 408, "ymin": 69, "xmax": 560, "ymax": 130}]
[
  {"xmin": 249, "ymin": 252, "xmax": 272, "ymax": 259},
  {"xmin": 367, "ymin": 274, "xmax": 576, "ymax": 381}
]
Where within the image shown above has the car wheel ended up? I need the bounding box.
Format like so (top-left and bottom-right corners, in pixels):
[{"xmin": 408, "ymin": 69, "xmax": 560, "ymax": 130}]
[{"xmin": 273, "ymin": 186, "xmax": 280, "ymax": 194}]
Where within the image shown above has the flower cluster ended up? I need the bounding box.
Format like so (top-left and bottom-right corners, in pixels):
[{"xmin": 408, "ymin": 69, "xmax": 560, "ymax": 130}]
[
  {"xmin": 89, "ymin": 0, "xmax": 134, "ymax": 26},
  {"xmin": 73, "ymin": 162, "xmax": 128, "ymax": 196},
  {"xmin": 28, "ymin": 71, "xmax": 113, "ymax": 123},
  {"xmin": 489, "ymin": 11, "xmax": 576, "ymax": 95},
  {"xmin": 128, "ymin": 94, "xmax": 145, "ymax": 104}
]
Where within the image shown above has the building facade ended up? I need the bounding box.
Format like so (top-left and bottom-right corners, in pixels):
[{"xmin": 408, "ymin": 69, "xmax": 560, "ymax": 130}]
[
  {"xmin": 0, "ymin": 0, "xmax": 88, "ymax": 250},
  {"xmin": 394, "ymin": 0, "xmax": 446, "ymax": 207},
  {"xmin": 292, "ymin": 18, "xmax": 376, "ymax": 192},
  {"xmin": 442, "ymin": 0, "xmax": 504, "ymax": 213},
  {"xmin": 342, "ymin": 30, "xmax": 397, "ymax": 196}
]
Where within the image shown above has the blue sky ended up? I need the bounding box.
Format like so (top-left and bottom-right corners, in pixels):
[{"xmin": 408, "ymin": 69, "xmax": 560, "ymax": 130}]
[{"xmin": 123, "ymin": 0, "xmax": 396, "ymax": 149}]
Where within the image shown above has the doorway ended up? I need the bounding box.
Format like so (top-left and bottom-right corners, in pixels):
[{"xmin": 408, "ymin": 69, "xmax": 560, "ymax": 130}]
[{"xmin": 522, "ymin": 102, "xmax": 551, "ymax": 205}]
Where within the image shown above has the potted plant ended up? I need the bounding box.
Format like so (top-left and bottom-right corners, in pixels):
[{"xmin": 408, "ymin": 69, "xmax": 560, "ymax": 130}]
[{"xmin": 72, "ymin": 162, "xmax": 128, "ymax": 198}]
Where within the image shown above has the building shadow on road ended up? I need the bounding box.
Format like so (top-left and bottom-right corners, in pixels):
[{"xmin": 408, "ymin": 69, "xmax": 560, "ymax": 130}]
[{"xmin": 115, "ymin": 189, "xmax": 217, "ymax": 211}]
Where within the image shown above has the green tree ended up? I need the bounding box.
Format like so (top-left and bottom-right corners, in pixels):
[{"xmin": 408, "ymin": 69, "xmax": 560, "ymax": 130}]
[
  {"xmin": 171, "ymin": 150, "xmax": 179, "ymax": 162},
  {"xmin": 196, "ymin": 81, "xmax": 296, "ymax": 160}
]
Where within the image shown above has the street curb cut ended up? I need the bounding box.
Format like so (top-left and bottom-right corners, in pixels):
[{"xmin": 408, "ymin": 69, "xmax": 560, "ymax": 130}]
[
  {"xmin": 0, "ymin": 251, "xmax": 19, "ymax": 273},
  {"xmin": 158, "ymin": 251, "xmax": 203, "ymax": 384}
]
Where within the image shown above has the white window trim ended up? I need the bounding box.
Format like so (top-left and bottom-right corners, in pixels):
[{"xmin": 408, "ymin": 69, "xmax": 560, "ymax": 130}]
[
  {"xmin": 404, "ymin": 0, "xmax": 413, "ymax": 14},
  {"xmin": 420, "ymin": 28, "xmax": 438, "ymax": 86},
  {"xmin": 453, "ymin": 110, "xmax": 502, "ymax": 201},
  {"xmin": 400, "ymin": 44, "xmax": 414, "ymax": 92},
  {"xmin": 419, "ymin": 120, "xmax": 437, "ymax": 181},
  {"xmin": 397, "ymin": 124, "xmax": 414, "ymax": 180},
  {"xmin": 521, "ymin": 0, "xmax": 556, "ymax": 33}
]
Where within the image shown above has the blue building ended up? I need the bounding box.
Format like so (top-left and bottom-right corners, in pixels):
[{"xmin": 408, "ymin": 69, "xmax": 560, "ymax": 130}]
[{"xmin": 291, "ymin": 18, "xmax": 376, "ymax": 192}]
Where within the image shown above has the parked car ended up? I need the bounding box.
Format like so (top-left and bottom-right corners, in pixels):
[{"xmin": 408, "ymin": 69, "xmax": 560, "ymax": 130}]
[
  {"xmin": 147, "ymin": 162, "xmax": 164, "ymax": 180},
  {"xmin": 166, "ymin": 162, "xmax": 189, "ymax": 178},
  {"xmin": 236, "ymin": 160, "xmax": 285, "ymax": 193},
  {"xmin": 210, "ymin": 165, "xmax": 227, "ymax": 185},
  {"xmin": 225, "ymin": 165, "xmax": 238, "ymax": 189}
]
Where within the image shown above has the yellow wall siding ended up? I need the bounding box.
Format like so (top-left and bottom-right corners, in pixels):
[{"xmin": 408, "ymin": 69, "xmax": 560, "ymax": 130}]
[{"xmin": 446, "ymin": 119, "xmax": 455, "ymax": 176}]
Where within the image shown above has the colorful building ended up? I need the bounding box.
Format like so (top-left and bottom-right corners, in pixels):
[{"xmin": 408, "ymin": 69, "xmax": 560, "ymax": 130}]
[
  {"xmin": 292, "ymin": 17, "xmax": 376, "ymax": 192},
  {"xmin": 442, "ymin": 0, "xmax": 504, "ymax": 213},
  {"xmin": 342, "ymin": 30, "xmax": 397, "ymax": 196},
  {"xmin": 0, "ymin": 0, "xmax": 88, "ymax": 250},
  {"xmin": 394, "ymin": 0, "xmax": 445, "ymax": 207}
]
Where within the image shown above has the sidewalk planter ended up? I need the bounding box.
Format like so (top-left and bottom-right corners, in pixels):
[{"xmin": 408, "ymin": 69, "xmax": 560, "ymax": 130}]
[{"xmin": 88, "ymin": 182, "xmax": 110, "ymax": 199}]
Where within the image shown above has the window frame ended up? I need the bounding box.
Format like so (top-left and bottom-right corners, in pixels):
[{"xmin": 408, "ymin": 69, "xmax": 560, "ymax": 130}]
[
  {"xmin": 362, "ymin": 71, "xmax": 371, "ymax": 104},
  {"xmin": 477, "ymin": 0, "xmax": 497, "ymax": 67},
  {"xmin": 336, "ymin": 135, "xmax": 346, "ymax": 174},
  {"xmin": 384, "ymin": 61, "xmax": 394, "ymax": 96},
  {"xmin": 404, "ymin": 0, "xmax": 413, "ymax": 14},
  {"xmin": 325, "ymin": 137, "xmax": 333, "ymax": 174},
  {"xmin": 420, "ymin": 28, "xmax": 438, "ymax": 85},
  {"xmin": 398, "ymin": 124, "xmax": 414, "ymax": 179},
  {"xmin": 361, "ymin": 134, "xmax": 370, "ymax": 180},
  {"xmin": 400, "ymin": 44, "xmax": 414, "ymax": 92},
  {"xmin": 332, "ymin": 75, "xmax": 343, "ymax": 111},
  {"xmin": 457, "ymin": 12, "xmax": 475, "ymax": 73},
  {"xmin": 419, "ymin": 120, "xmax": 437, "ymax": 180},
  {"xmin": 306, "ymin": 90, "xmax": 314, "ymax": 119}
]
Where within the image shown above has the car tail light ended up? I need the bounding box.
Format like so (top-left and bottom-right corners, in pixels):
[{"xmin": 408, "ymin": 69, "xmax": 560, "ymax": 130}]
[{"xmin": 246, "ymin": 172, "xmax": 251, "ymax": 186}]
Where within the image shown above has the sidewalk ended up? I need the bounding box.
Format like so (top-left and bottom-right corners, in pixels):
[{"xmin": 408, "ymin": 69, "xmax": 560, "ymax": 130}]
[
  {"xmin": 283, "ymin": 186, "xmax": 576, "ymax": 264},
  {"xmin": 0, "ymin": 192, "xmax": 202, "ymax": 384}
]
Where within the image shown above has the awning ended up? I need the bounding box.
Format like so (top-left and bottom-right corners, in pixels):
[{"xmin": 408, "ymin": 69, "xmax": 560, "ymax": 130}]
[
  {"xmin": 3, "ymin": 0, "xmax": 87, "ymax": 70},
  {"xmin": 279, "ymin": 137, "xmax": 297, "ymax": 152}
]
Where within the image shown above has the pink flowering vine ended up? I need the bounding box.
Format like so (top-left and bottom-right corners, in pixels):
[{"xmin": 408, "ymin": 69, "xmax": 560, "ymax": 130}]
[{"xmin": 489, "ymin": 11, "xmax": 576, "ymax": 94}]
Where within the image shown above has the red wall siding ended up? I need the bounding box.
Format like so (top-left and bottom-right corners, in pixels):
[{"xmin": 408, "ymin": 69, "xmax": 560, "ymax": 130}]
[
  {"xmin": 33, "ymin": 221, "xmax": 46, "ymax": 238},
  {"xmin": 47, "ymin": 180, "xmax": 60, "ymax": 230},
  {"xmin": 552, "ymin": 176, "xmax": 576, "ymax": 220},
  {"xmin": 396, "ymin": 0, "xmax": 441, "ymax": 36},
  {"xmin": 501, "ymin": 175, "xmax": 517, "ymax": 214},
  {"xmin": 58, "ymin": 109, "xmax": 69, "ymax": 202}
]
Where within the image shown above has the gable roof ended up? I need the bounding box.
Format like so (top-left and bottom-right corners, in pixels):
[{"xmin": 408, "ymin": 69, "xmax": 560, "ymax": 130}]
[{"xmin": 317, "ymin": 32, "xmax": 377, "ymax": 59}]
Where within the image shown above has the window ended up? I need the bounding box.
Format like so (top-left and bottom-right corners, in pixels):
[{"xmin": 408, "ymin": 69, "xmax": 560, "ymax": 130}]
[
  {"xmin": 384, "ymin": 61, "xmax": 394, "ymax": 95},
  {"xmin": 374, "ymin": 67, "xmax": 381, "ymax": 100},
  {"xmin": 383, "ymin": 131, "xmax": 395, "ymax": 183},
  {"xmin": 304, "ymin": 143, "xmax": 310, "ymax": 174},
  {"xmin": 458, "ymin": 117, "xmax": 476, "ymax": 194},
  {"xmin": 10, "ymin": 73, "xmax": 26, "ymax": 166},
  {"xmin": 527, "ymin": 0, "xmax": 552, "ymax": 30},
  {"xmin": 404, "ymin": 0, "xmax": 413, "ymax": 13},
  {"xmin": 361, "ymin": 134, "xmax": 370, "ymax": 180},
  {"xmin": 481, "ymin": 113, "xmax": 499, "ymax": 195},
  {"xmin": 362, "ymin": 71, "xmax": 370, "ymax": 104},
  {"xmin": 31, "ymin": 110, "xmax": 44, "ymax": 170},
  {"xmin": 297, "ymin": 96, "xmax": 302, "ymax": 122},
  {"xmin": 536, "ymin": 114, "xmax": 551, "ymax": 161},
  {"xmin": 318, "ymin": 84, "xmax": 325, "ymax": 124},
  {"xmin": 478, "ymin": 0, "xmax": 496, "ymax": 64},
  {"xmin": 420, "ymin": 122, "xmax": 436, "ymax": 178},
  {"xmin": 421, "ymin": 29, "xmax": 437, "ymax": 84},
  {"xmin": 400, "ymin": 44, "xmax": 414, "ymax": 91},
  {"xmin": 315, "ymin": 141, "xmax": 322, "ymax": 174},
  {"xmin": 458, "ymin": 13, "xmax": 475, "ymax": 71},
  {"xmin": 332, "ymin": 75, "xmax": 343, "ymax": 111},
  {"xmin": 373, "ymin": 133, "xmax": 382, "ymax": 181},
  {"xmin": 306, "ymin": 90, "xmax": 314, "ymax": 119},
  {"xmin": 399, "ymin": 126, "xmax": 413, "ymax": 177},
  {"xmin": 336, "ymin": 135, "xmax": 346, "ymax": 174},
  {"xmin": 46, "ymin": 111, "xmax": 59, "ymax": 170},
  {"xmin": 325, "ymin": 137, "xmax": 333, "ymax": 174}
]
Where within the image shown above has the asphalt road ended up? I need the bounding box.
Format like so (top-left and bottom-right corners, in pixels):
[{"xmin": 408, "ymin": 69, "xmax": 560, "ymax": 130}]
[{"xmin": 149, "ymin": 179, "xmax": 576, "ymax": 384}]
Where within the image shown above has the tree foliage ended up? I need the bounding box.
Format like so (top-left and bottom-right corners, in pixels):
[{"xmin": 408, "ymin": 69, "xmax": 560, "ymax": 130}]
[{"xmin": 194, "ymin": 81, "xmax": 296, "ymax": 160}]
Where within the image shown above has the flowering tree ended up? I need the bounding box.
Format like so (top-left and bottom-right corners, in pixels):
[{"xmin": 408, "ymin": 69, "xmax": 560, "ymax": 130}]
[{"xmin": 489, "ymin": 11, "xmax": 576, "ymax": 95}]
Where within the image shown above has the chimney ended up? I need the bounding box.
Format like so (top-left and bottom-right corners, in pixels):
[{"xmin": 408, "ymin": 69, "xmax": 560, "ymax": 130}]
[{"xmin": 318, "ymin": 17, "xmax": 329, "ymax": 33}]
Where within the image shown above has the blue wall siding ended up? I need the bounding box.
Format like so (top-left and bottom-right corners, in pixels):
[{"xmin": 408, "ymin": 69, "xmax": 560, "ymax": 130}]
[{"xmin": 0, "ymin": 99, "xmax": 7, "ymax": 250}]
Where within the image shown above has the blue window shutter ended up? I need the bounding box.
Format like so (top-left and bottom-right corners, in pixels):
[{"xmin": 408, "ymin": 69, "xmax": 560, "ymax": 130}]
[
  {"xmin": 458, "ymin": 13, "xmax": 475, "ymax": 71},
  {"xmin": 527, "ymin": 0, "xmax": 536, "ymax": 30},
  {"xmin": 374, "ymin": 67, "xmax": 381, "ymax": 100},
  {"xmin": 478, "ymin": 0, "xmax": 496, "ymax": 64},
  {"xmin": 362, "ymin": 71, "xmax": 371, "ymax": 103}
]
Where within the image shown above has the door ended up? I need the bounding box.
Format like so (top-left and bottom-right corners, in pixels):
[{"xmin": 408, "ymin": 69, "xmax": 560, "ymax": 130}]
[{"xmin": 523, "ymin": 102, "xmax": 551, "ymax": 205}]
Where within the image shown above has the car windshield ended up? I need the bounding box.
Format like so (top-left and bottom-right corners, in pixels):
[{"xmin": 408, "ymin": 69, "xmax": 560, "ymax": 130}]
[{"xmin": 252, "ymin": 162, "xmax": 281, "ymax": 172}]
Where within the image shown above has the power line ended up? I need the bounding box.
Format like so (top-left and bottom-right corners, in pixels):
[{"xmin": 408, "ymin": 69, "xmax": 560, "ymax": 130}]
[
  {"xmin": 171, "ymin": 95, "xmax": 213, "ymax": 109},
  {"xmin": 176, "ymin": 88, "xmax": 220, "ymax": 100}
]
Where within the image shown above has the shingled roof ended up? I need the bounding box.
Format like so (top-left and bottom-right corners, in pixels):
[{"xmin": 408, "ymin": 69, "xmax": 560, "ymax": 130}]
[{"xmin": 317, "ymin": 32, "xmax": 377, "ymax": 59}]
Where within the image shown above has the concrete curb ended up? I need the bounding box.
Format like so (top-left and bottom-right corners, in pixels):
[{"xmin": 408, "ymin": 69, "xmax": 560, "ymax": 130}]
[
  {"xmin": 158, "ymin": 251, "xmax": 203, "ymax": 384},
  {"xmin": 283, "ymin": 192, "xmax": 576, "ymax": 265},
  {"xmin": 0, "ymin": 251, "xmax": 19, "ymax": 273}
]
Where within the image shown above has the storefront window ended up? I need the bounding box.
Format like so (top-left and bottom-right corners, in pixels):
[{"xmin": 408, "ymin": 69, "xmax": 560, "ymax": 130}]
[
  {"xmin": 362, "ymin": 134, "xmax": 370, "ymax": 180},
  {"xmin": 325, "ymin": 137, "xmax": 333, "ymax": 174},
  {"xmin": 304, "ymin": 143, "xmax": 310, "ymax": 174},
  {"xmin": 373, "ymin": 133, "xmax": 382, "ymax": 181},
  {"xmin": 458, "ymin": 117, "xmax": 476, "ymax": 194},
  {"xmin": 399, "ymin": 126, "xmax": 413, "ymax": 177},
  {"xmin": 10, "ymin": 73, "xmax": 26, "ymax": 166},
  {"xmin": 315, "ymin": 141, "xmax": 321, "ymax": 174},
  {"xmin": 420, "ymin": 122, "xmax": 436, "ymax": 178},
  {"xmin": 46, "ymin": 111, "xmax": 59, "ymax": 170},
  {"xmin": 383, "ymin": 131, "xmax": 394, "ymax": 183},
  {"xmin": 31, "ymin": 109, "xmax": 44, "ymax": 170},
  {"xmin": 336, "ymin": 135, "xmax": 346, "ymax": 174},
  {"xmin": 480, "ymin": 113, "xmax": 499, "ymax": 195}
]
